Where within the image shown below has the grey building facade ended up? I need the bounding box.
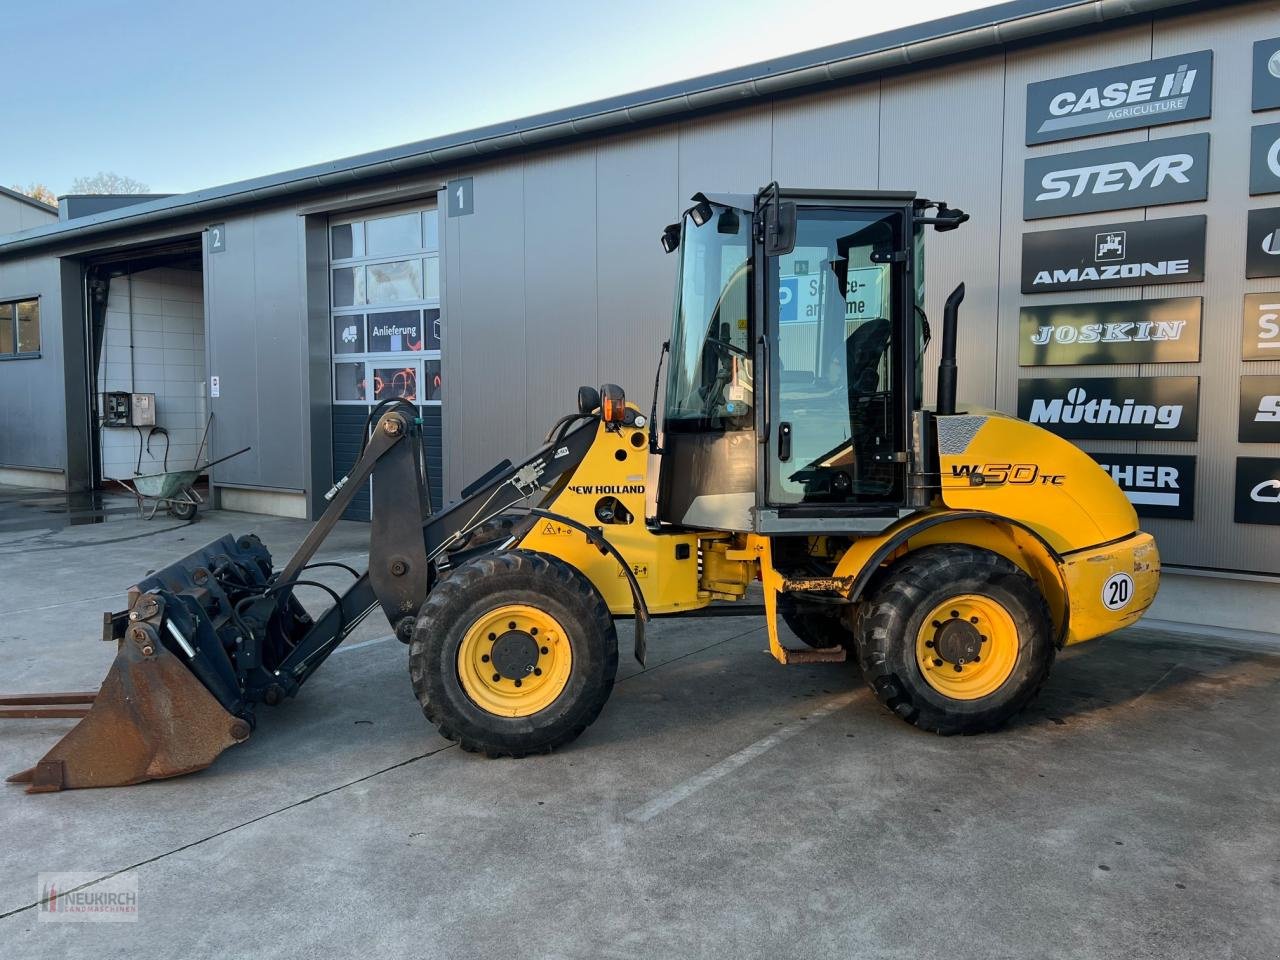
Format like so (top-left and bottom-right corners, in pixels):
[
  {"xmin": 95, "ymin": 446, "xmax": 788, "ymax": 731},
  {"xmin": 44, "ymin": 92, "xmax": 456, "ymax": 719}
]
[{"xmin": 0, "ymin": 0, "xmax": 1277, "ymax": 628}]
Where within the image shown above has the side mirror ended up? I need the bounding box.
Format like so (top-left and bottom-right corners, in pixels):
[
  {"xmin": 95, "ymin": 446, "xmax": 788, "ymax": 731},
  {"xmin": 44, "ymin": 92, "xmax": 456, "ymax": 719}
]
[
  {"xmin": 660, "ymin": 222, "xmax": 681, "ymax": 253},
  {"xmin": 577, "ymin": 385, "xmax": 601, "ymax": 415},
  {"xmin": 763, "ymin": 201, "xmax": 796, "ymax": 257}
]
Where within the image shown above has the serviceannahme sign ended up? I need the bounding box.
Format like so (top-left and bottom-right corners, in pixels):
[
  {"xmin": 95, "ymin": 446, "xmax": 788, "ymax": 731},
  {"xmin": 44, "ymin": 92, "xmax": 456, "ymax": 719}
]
[
  {"xmin": 1090, "ymin": 453, "xmax": 1196, "ymax": 520},
  {"xmin": 1023, "ymin": 134, "xmax": 1209, "ymax": 219},
  {"xmin": 1021, "ymin": 216, "xmax": 1206, "ymax": 294},
  {"xmin": 1017, "ymin": 376, "xmax": 1200, "ymax": 441},
  {"xmin": 1025, "ymin": 50, "xmax": 1213, "ymax": 146},
  {"xmin": 1019, "ymin": 296, "xmax": 1201, "ymax": 366}
]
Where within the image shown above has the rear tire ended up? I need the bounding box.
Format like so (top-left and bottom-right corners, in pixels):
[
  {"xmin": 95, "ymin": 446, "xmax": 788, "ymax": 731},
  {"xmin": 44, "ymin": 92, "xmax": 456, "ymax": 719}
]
[
  {"xmin": 409, "ymin": 550, "xmax": 617, "ymax": 757},
  {"xmin": 853, "ymin": 545, "xmax": 1054, "ymax": 735}
]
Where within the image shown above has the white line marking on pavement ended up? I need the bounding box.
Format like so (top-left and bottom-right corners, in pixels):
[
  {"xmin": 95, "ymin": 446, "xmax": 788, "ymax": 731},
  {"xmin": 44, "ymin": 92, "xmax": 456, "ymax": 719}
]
[
  {"xmin": 626, "ymin": 691, "xmax": 858, "ymax": 823},
  {"xmin": 333, "ymin": 634, "xmax": 397, "ymax": 654}
]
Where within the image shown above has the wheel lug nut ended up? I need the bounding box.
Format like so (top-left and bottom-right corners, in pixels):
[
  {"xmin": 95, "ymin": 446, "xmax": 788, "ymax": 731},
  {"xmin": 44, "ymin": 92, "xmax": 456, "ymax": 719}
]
[
  {"xmin": 514, "ymin": 679, "xmax": 522, "ymax": 688},
  {"xmin": 534, "ymin": 667, "xmax": 542, "ymax": 676},
  {"xmin": 924, "ymin": 640, "xmax": 934, "ymax": 648},
  {"xmin": 932, "ymin": 620, "xmax": 941, "ymax": 628},
  {"xmin": 540, "ymin": 646, "xmax": 549, "ymax": 655},
  {"xmin": 488, "ymin": 632, "xmax": 496, "ymax": 641},
  {"xmin": 481, "ymin": 654, "xmax": 490, "ymax": 663},
  {"xmin": 953, "ymin": 664, "xmax": 963, "ymax": 673},
  {"xmin": 530, "ymin": 627, "xmax": 538, "ymax": 636},
  {"xmin": 950, "ymin": 610, "xmax": 959, "ymax": 618},
  {"xmin": 979, "ymin": 635, "xmax": 987, "ymax": 642},
  {"xmin": 932, "ymin": 658, "xmax": 943, "ymax": 667},
  {"xmin": 973, "ymin": 655, "xmax": 981, "ymax": 663},
  {"xmin": 492, "ymin": 673, "xmax": 501, "ymax": 682},
  {"xmin": 969, "ymin": 616, "xmax": 979, "ymax": 624},
  {"xmin": 508, "ymin": 621, "xmax": 516, "ymax": 630}
]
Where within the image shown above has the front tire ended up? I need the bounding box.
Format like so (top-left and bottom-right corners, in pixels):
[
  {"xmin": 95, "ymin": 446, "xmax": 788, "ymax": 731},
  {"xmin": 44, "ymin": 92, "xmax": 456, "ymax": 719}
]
[
  {"xmin": 409, "ymin": 550, "xmax": 617, "ymax": 757},
  {"xmin": 854, "ymin": 545, "xmax": 1054, "ymax": 735},
  {"xmin": 778, "ymin": 596, "xmax": 852, "ymax": 649}
]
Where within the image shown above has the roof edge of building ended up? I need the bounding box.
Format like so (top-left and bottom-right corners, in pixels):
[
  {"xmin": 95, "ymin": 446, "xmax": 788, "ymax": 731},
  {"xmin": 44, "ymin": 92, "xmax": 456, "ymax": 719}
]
[
  {"xmin": 0, "ymin": 185, "xmax": 58, "ymax": 217},
  {"xmin": 0, "ymin": 0, "xmax": 1205, "ymax": 258}
]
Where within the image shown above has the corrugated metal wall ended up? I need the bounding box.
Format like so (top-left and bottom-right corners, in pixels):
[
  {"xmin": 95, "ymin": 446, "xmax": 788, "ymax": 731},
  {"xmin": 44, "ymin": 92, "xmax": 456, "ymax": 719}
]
[
  {"xmin": 438, "ymin": 0, "xmax": 1279, "ymax": 574},
  {"xmin": 1, "ymin": 1, "xmax": 1274, "ymax": 573}
]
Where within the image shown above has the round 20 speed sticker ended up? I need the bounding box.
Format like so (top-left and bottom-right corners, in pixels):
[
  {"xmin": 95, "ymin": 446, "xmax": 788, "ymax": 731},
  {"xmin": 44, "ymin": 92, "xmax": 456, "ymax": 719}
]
[{"xmin": 1101, "ymin": 572, "xmax": 1134, "ymax": 611}]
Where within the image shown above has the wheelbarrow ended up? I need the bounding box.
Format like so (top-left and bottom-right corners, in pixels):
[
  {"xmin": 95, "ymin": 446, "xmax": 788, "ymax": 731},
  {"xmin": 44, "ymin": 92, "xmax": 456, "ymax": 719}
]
[{"xmin": 113, "ymin": 446, "xmax": 250, "ymax": 521}]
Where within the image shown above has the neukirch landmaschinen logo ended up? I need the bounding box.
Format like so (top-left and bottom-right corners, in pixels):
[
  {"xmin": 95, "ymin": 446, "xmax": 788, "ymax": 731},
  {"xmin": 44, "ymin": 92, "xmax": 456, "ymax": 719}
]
[{"xmin": 38, "ymin": 873, "xmax": 139, "ymax": 922}]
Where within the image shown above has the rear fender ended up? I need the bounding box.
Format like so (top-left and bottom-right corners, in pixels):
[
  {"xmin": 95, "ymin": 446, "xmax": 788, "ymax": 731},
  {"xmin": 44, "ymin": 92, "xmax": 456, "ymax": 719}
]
[{"xmin": 833, "ymin": 510, "xmax": 1069, "ymax": 645}]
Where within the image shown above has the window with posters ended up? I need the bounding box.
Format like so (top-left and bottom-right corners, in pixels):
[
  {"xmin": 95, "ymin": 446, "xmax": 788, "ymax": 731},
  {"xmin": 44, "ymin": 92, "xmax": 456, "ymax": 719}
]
[{"xmin": 329, "ymin": 205, "xmax": 442, "ymax": 405}]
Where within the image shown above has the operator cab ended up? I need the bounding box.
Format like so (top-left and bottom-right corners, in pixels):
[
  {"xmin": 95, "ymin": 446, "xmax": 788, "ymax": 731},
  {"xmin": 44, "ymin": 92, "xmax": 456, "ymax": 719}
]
[{"xmin": 655, "ymin": 185, "xmax": 966, "ymax": 534}]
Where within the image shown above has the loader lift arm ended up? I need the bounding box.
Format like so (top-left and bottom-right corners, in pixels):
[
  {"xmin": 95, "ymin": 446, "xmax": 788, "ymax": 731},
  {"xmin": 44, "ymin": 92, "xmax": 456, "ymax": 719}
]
[{"xmin": 4, "ymin": 400, "xmax": 617, "ymax": 792}]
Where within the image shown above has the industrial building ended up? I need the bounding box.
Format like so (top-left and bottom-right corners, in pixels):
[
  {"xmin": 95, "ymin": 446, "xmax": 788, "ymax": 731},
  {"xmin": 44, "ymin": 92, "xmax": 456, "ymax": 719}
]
[{"xmin": 0, "ymin": 0, "xmax": 1277, "ymax": 631}]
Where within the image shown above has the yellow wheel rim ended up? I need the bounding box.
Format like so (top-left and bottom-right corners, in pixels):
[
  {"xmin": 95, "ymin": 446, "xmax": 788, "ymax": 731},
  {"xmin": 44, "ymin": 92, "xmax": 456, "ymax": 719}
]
[
  {"xmin": 457, "ymin": 604, "xmax": 573, "ymax": 718},
  {"xmin": 915, "ymin": 594, "xmax": 1019, "ymax": 701}
]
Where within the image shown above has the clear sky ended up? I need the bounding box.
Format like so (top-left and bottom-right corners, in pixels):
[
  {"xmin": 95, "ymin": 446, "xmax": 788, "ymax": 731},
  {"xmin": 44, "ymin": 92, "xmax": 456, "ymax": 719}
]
[{"xmin": 7, "ymin": 0, "xmax": 985, "ymax": 197}]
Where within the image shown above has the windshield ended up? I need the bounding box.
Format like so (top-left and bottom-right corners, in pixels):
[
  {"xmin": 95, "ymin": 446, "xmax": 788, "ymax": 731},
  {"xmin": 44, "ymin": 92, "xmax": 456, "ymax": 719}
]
[{"xmin": 665, "ymin": 204, "xmax": 753, "ymax": 428}]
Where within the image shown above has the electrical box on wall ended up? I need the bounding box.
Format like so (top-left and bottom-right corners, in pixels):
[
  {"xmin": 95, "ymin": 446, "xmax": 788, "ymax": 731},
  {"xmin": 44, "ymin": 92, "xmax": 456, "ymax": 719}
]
[{"xmin": 103, "ymin": 391, "xmax": 156, "ymax": 427}]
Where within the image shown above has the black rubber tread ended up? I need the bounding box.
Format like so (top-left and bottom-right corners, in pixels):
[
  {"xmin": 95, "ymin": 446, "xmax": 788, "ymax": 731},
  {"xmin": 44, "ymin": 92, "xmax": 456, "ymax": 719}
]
[
  {"xmin": 446, "ymin": 514, "xmax": 518, "ymax": 553},
  {"xmin": 408, "ymin": 549, "xmax": 618, "ymax": 758},
  {"xmin": 853, "ymin": 544, "xmax": 1055, "ymax": 735},
  {"xmin": 166, "ymin": 499, "xmax": 198, "ymax": 521},
  {"xmin": 778, "ymin": 595, "xmax": 854, "ymax": 650}
]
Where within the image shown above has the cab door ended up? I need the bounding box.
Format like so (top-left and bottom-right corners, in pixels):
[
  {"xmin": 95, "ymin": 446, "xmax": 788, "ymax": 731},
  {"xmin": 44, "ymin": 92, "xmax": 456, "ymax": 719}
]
[{"xmin": 760, "ymin": 204, "xmax": 912, "ymax": 526}]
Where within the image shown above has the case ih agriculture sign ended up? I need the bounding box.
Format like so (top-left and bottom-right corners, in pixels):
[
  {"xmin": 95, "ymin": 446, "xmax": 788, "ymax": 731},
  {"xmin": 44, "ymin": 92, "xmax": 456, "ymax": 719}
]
[
  {"xmin": 1026, "ymin": 51, "xmax": 1213, "ymax": 145},
  {"xmin": 1021, "ymin": 216, "xmax": 1206, "ymax": 294}
]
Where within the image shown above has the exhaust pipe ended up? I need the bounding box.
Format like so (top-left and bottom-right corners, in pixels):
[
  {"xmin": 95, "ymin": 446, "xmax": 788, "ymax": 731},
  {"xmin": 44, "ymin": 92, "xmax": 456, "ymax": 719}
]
[{"xmin": 936, "ymin": 283, "xmax": 964, "ymax": 417}]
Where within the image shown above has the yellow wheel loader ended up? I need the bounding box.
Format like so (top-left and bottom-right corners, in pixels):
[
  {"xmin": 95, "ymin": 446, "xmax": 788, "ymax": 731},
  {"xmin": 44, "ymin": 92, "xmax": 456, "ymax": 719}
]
[{"xmin": 3, "ymin": 185, "xmax": 1160, "ymax": 792}]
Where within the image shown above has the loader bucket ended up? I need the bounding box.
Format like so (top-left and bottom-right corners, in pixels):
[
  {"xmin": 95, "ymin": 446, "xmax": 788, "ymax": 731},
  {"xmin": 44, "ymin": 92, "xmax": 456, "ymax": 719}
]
[{"xmin": 7, "ymin": 635, "xmax": 251, "ymax": 793}]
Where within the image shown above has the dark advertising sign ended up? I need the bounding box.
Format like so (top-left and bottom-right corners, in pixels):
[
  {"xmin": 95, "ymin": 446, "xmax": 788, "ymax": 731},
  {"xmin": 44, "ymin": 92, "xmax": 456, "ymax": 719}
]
[
  {"xmin": 1022, "ymin": 216, "xmax": 1206, "ymax": 294},
  {"xmin": 1239, "ymin": 375, "xmax": 1280, "ymax": 443},
  {"xmin": 1234, "ymin": 457, "xmax": 1280, "ymax": 526},
  {"xmin": 1024, "ymin": 133, "xmax": 1209, "ymax": 219},
  {"xmin": 1254, "ymin": 38, "xmax": 1280, "ymax": 112},
  {"xmin": 1246, "ymin": 207, "xmax": 1280, "ymax": 278},
  {"xmin": 1026, "ymin": 50, "xmax": 1213, "ymax": 145},
  {"xmin": 1243, "ymin": 293, "xmax": 1280, "ymax": 360},
  {"xmin": 1091, "ymin": 453, "xmax": 1196, "ymax": 520},
  {"xmin": 1250, "ymin": 123, "xmax": 1280, "ymax": 195},
  {"xmin": 1019, "ymin": 296, "xmax": 1201, "ymax": 366},
  {"xmin": 1017, "ymin": 376, "xmax": 1199, "ymax": 441}
]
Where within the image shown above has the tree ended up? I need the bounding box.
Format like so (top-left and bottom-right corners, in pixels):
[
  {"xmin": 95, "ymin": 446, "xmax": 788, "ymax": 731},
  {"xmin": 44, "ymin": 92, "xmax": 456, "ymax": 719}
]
[
  {"xmin": 11, "ymin": 182, "xmax": 57, "ymax": 206},
  {"xmin": 70, "ymin": 172, "xmax": 150, "ymax": 195}
]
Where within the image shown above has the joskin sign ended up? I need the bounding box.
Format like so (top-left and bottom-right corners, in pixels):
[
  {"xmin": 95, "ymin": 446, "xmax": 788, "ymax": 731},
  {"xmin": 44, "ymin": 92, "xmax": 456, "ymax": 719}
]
[{"xmin": 1026, "ymin": 51, "xmax": 1213, "ymax": 146}]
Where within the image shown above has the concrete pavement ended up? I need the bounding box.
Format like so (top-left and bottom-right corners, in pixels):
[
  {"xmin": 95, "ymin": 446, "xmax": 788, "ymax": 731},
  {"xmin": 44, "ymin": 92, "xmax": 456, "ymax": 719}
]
[{"xmin": 0, "ymin": 488, "xmax": 1276, "ymax": 959}]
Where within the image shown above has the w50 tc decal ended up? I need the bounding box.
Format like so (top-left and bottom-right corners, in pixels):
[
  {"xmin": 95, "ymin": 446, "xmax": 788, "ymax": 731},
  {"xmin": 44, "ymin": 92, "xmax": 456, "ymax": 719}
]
[{"xmin": 950, "ymin": 464, "xmax": 1066, "ymax": 486}]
